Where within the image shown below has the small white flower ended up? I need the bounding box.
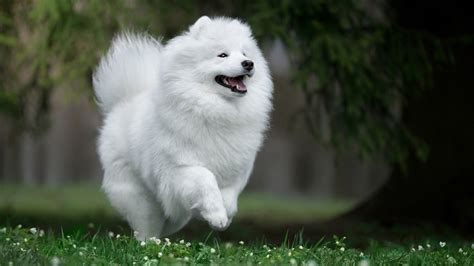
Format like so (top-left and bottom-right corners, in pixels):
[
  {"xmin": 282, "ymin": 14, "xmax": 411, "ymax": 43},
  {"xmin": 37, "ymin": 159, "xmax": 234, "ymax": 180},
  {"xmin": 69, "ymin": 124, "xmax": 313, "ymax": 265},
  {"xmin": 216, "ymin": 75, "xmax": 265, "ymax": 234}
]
[
  {"xmin": 116, "ymin": 234, "xmax": 121, "ymax": 239},
  {"xmin": 0, "ymin": 227, "xmax": 6, "ymax": 233},
  {"xmin": 471, "ymin": 243, "xmax": 474, "ymax": 249},
  {"xmin": 290, "ymin": 258, "xmax": 297, "ymax": 265},
  {"xmin": 17, "ymin": 224, "xmax": 22, "ymax": 229},
  {"xmin": 249, "ymin": 252, "xmax": 254, "ymax": 256},
  {"xmin": 358, "ymin": 259, "xmax": 370, "ymax": 266},
  {"xmin": 426, "ymin": 243, "xmax": 431, "ymax": 248},
  {"xmin": 150, "ymin": 237, "xmax": 161, "ymax": 245},
  {"xmin": 360, "ymin": 252, "xmax": 364, "ymax": 257},
  {"xmin": 39, "ymin": 230, "xmax": 45, "ymax": 237},
  {"xmin": 30, "ymin": 228, "xmax": 37, "ymax": 234},
  {"xmin": 458, "ymin": 248, "xmax": 463, "ymax": 253},
  {"xmin": 6, "ymin": 238, "xmax": 10, "ymax": 241},
  {"xmin": 184, "ymin": 257, "xmax": 189, "ymax": 262},
  {"xmin": 340, "ymin": 247, "xmax": 345, "ymax": 252},
  {"xmin": 24, "ymin": 238, "xmax": 28, "ymax": 243},
  {"xmin": 210, "ymin": 248, "xmax": 216, "ymax": 254},
  {"xmin": 447, "ymin": 256, "xmax": 456, "ymax": 264},
  {"xmin": 239, "ymin": 241, "xmax": 244, "ymax": 245},
  {"xmin": 134, "ymin": 231, "xmax": 139, "ymax": 237},
  {"xmin": 164, "ymin": 238, "xmax": 170, "ymax": 244},
  {"xmin": 306, "ymin": 260, "xmax": 317, "ymax": 266},
  {"xmin": 266, "ymin": 254, "xmax": 270, "ymax": 258},
  {"xmin": 158, "ymin": 252, "xmax": 163, "ymax": 258},
  {"xmin": 179, "ymin": 239, "xmax": 185, "ymax": 244},
  {"xmin": 8, "ymin": 262, "xmax": 13, "ymax": 266},
  {"xmin": 51, "ymin": 256, "xmax": 60, "ymax": 266},
  {"xmin": 140, "ymin": 241, "xmax": 146, "ymax": 247},
  {"xmin": 288, "ymin": 251, "xmax": 292, "ymax": 256},
  {"xmin": 79, "ymin": 251, "xmax": 84, "ymax": 256},
  {"xmin": 72, "ymin": 244, "xmax": 76, "ymax": 249},
  {"xmin": 298, "ymin": 245, "xmax": 304, "ymax": 250},
  {"xmin": 263, "ymin": 244, "xmax": 268, "ymax": 248},
  {"xmin": 225, "ymin": 242, "xmax": 233, "ymax": 249},
  {"xmin": 418, "ymin": 245, "xmax": 424, "ymax": 251},
  {"xmin": 463, "ymin": 252, "xmax": 468, "ymax": 256},
  {"xmin": 267, "ymin": 249, "xmax": 272, "ymax": 253},
  {"xmin": 144, "ymin": 256, "xmax": 149, "ymax": 261},
  {"xmin": 440, "ymin": 242, "xmax": 446, "ymax": 248},
  {"xmin": 108, "ymin": 232, "xmax": 114, "ymax": 238},
  {"xmin": 186, "ymin": 242, "xmax": 191, "ymax": 247},
  {"xmin": 411, "ymin": 248, "xmax": 416, "ymax": 252}
]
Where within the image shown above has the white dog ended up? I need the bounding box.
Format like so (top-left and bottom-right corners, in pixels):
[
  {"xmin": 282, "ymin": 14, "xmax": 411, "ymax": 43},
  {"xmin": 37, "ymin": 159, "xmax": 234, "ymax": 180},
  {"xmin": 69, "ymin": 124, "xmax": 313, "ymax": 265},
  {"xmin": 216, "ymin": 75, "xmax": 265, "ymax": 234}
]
[{"xmin": 93, "ymin": 16, "xmax": 273, "ymax": 240}]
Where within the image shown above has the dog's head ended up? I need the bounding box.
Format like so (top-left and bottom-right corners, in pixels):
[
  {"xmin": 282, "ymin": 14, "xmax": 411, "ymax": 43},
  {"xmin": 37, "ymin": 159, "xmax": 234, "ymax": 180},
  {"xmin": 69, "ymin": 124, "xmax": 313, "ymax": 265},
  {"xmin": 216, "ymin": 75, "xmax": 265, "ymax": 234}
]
[{"xmin": 163, "ymin": 16, "xmax": 270, "ymax": 100}]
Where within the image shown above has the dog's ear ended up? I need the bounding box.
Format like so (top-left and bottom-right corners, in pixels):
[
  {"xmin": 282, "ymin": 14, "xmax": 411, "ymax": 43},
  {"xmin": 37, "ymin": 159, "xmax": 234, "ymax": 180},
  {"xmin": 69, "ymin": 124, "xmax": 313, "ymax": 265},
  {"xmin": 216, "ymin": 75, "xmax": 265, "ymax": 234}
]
[{"xmin": 189, "ymin": 16, "xmax": 211, "ymax": 37}]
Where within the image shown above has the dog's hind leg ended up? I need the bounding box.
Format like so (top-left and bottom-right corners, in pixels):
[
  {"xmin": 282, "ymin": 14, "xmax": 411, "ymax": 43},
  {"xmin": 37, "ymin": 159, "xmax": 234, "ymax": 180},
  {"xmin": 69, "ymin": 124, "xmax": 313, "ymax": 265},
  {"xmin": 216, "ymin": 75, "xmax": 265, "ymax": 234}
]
[
  {"xmin": 102, "ymin": 164, "xmax": 165, "ymax": 240},
  {"xmin": 161, "ymin": 216, "xmax": 191, "ymax": 236}
]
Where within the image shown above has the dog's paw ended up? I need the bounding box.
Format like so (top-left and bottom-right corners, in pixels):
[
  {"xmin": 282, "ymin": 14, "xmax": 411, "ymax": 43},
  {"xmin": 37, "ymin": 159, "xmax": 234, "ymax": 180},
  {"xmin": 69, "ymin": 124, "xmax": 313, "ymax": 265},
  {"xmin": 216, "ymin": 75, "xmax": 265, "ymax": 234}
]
[{"xmin": 201, "ymin": 208, "xmax": 229, "ymax": 231}]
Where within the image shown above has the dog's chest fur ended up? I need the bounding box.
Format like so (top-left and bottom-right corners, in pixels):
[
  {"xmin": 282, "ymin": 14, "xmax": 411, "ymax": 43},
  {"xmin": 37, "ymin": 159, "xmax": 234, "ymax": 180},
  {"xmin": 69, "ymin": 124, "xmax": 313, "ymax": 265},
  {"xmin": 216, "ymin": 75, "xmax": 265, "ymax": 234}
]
[{"xmin": 183, "ymin": 121, "xmax": 261, "ymax": 188}]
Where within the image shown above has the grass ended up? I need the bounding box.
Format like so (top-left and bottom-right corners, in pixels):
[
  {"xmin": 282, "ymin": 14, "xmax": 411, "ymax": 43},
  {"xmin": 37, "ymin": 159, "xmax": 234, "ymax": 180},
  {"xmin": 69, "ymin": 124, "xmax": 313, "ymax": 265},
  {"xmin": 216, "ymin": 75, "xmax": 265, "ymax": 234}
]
[
  {"xmin": 1, "ymin": 226, "xmax": 473, "ymax": 265},
  {"xmin": 1, "ymin": 184, "xmax": 473, "ymax": 265}
]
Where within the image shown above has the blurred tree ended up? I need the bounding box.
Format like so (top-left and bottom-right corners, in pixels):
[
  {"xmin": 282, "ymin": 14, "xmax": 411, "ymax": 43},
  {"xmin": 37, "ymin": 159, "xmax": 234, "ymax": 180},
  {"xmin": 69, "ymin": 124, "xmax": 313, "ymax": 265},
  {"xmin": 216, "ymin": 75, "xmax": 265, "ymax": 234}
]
[
  {"xmin": 0, "ymin": 0, "xmax": 195, "ymax": 132},
  {"xmin": 338, "ymin": 0, "xmax": 474, "ymax": 231},
  {"xmin": 0, "ymin": 0, "xmax": 128, "ymax": 132},
  {"xmin": 242, "ymin": 0, "xmax": 449, "ymax": 169}
]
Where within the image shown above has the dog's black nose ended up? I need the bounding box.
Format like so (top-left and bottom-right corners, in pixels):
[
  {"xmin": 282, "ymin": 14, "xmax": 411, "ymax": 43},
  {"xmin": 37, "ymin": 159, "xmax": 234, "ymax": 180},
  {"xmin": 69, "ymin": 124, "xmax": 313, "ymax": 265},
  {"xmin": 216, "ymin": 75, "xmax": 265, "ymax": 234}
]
[{"xmin": 241, "ymin": 60, "xmax": 254, "ymax": 71}]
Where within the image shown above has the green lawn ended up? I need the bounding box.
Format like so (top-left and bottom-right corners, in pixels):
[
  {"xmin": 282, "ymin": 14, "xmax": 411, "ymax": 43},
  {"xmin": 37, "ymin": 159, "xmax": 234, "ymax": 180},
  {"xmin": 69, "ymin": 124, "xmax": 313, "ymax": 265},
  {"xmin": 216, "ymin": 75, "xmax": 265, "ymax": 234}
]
[
  {"xmin": 1, "ymin": 184, "xmax": 473, "ymax": 265},
  {"xmin": 1, "ymin": 226, "xmax": 473, "ymax": 265}
]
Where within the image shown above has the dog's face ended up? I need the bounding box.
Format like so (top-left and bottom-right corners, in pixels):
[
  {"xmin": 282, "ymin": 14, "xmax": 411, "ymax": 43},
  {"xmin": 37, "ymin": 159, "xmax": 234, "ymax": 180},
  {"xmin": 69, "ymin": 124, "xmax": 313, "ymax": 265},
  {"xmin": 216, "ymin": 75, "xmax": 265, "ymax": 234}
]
[{"xmin": 163, "ymin": 16, "xmax": 267, "ymax": 99}]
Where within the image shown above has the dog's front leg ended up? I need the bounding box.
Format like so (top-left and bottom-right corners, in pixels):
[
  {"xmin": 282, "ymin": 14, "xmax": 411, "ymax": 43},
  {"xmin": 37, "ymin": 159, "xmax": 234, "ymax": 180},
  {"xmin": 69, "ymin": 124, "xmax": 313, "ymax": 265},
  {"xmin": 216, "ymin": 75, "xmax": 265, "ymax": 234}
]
[
  {"xmin": 220, "ymin": 187, "xmax": 238, "ymax": 222},
  {"xmin": 158, "ymin": 166, "xmax": 229, "ymax": 231}
]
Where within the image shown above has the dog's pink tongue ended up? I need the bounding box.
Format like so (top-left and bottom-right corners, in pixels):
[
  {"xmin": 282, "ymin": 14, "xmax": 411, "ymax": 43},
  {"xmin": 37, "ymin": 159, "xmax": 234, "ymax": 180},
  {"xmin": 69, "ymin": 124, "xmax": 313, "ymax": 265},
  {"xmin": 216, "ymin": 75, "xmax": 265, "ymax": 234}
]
[{"xmin": 228, "ymin": 77, "xmax": 246, "ymax": 91}]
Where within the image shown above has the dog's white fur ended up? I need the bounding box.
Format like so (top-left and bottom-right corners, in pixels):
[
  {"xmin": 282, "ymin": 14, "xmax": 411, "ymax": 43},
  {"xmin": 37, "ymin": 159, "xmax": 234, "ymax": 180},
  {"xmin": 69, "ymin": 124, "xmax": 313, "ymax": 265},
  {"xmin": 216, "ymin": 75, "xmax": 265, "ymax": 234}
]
[{"xmin": 93, "ymin": 16, "xmax": 273, "ymax": 240}]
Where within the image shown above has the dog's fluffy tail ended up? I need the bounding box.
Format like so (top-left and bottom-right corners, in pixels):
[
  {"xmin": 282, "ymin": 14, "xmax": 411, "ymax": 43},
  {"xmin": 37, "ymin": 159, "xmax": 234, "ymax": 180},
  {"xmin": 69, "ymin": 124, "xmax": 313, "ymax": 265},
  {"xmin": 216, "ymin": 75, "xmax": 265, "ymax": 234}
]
[{"xmin": 93, "ymin": 33, "xmax": 161, "ymax": 114}]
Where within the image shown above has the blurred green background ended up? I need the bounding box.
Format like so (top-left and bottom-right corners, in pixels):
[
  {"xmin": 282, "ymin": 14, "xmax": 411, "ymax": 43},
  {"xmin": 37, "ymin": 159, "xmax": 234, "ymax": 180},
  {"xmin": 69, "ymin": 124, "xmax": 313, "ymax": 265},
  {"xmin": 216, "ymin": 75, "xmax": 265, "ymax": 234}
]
[{"xmin": 1, "ymin": 0, "xmax": 473, "ymax": 242}]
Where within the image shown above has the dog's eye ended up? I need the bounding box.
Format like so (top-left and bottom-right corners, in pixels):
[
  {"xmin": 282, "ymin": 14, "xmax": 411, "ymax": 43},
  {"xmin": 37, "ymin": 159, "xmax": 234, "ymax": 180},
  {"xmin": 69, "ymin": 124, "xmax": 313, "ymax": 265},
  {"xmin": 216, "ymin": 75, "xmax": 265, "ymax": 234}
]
[{"xmin": 217, "ymin": 53, "xmax": 228, "ymax": 58}]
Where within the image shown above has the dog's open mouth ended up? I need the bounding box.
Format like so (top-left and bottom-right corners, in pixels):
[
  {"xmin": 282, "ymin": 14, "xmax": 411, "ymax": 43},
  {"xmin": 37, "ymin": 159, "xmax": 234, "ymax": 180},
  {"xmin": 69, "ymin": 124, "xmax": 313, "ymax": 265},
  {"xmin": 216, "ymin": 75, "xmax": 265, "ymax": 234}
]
[{"xmin": 215, "ymin": 75, "xmax": 247, "ymax": 94}]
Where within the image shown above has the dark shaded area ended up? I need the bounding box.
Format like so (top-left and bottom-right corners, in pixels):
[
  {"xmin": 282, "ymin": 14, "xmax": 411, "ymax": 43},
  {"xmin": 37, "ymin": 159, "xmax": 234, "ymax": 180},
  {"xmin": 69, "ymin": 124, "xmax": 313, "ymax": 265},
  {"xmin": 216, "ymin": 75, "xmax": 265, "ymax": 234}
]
[
  {"xmin": 340, "ymin": 0, "xmax": 474, "ymax": 232},
  {"xmin": 392, "ymin": 0, "xmax": 474, "ymax": 37}
]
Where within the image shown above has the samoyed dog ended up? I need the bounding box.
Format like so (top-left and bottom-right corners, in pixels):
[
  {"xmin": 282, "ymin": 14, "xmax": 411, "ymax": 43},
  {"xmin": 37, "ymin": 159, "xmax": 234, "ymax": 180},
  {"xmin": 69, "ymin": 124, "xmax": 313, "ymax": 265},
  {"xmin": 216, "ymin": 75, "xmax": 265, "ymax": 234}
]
[{"xmin": 93, "ymin": 16, "xmax": 273, "ymax": 240}]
